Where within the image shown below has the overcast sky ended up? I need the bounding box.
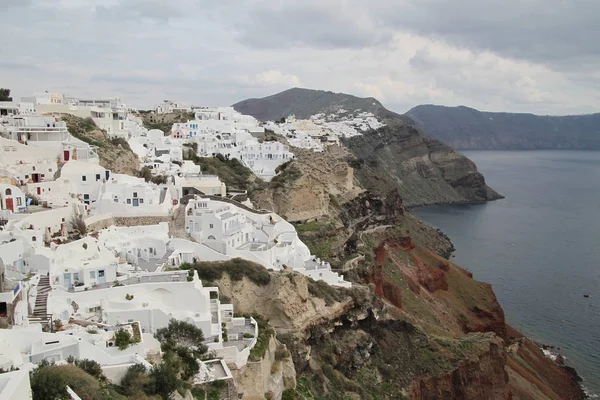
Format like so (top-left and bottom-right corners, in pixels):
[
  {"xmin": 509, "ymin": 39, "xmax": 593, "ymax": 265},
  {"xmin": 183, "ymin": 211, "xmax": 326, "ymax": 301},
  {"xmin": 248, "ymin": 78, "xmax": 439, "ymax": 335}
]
[{"xmin": 1, "ymin": 0, "xmax": 599, "ymax": 115}]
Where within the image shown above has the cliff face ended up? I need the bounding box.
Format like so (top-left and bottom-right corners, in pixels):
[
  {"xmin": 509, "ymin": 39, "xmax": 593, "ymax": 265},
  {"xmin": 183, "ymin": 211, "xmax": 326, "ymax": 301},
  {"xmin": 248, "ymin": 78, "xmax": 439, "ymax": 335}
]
[
  {"xmin": 236, "ymin": 88, "xmax": 502, "ymax": 207},
  {"xmin": 238, "ymin": 155, "xmax": 582, "ymax": 399},
  {"xmin": 407, "ymin": 104, "xmax": 600, "ymax": 150},
  {"xmin": 62, "ymin": 114, "xmax": 140, "ymax": 175},
  {"xmin": 344, "ymin": 122, "xmax": 502, "ymax": 207},
  {"xmin": 251, "ymin": 146, "xmax": 363, "ymax": 222}
]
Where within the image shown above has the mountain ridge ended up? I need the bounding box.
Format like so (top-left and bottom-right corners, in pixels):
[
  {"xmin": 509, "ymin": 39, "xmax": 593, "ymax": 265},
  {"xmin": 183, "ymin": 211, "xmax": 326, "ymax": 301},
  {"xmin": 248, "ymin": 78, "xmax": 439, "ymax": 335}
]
[
  {"xmin": 234, "ymin": 88, "xmax": 502, "ymax": 207},
  {"xmin": 407, "ymin": 104, "xmax": 600, "ymax": 149}
]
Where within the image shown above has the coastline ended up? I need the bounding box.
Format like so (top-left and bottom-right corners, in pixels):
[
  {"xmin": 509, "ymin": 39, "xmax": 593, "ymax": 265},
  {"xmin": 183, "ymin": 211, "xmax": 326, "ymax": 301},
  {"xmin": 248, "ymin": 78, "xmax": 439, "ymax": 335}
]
[{"xmin": 411, "ymin": 203, "xmax": 591, "ymax": 399}]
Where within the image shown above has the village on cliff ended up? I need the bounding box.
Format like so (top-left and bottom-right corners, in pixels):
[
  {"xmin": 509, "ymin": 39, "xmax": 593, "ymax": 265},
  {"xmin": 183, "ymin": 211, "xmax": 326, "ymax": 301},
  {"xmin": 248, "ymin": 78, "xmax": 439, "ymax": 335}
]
[{"xmin": 0, "ymin": 93, "xmax": 388, "ymax": 398}]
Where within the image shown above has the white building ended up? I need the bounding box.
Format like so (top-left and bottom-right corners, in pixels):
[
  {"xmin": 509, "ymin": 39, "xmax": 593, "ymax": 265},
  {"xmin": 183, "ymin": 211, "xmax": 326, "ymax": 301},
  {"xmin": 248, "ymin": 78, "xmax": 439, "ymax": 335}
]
[
  {"xmin": 0, "ymin": 184, "xmax": 26, "ymax": 213},
  {"xmin": 94, "ymin": 174, "xmax": 173, "ymax": 215},
  {"xmin": 155, "ymin": 100, "xmax": 191, "ymax": 115},
  {"xmin": 171, "ymin": 108, "xmax": 294, "ymax": 181},
  {"xmin": 49, "ymin": 236, "xmax": 120, "ymax": 290},
  {"xmin": 21, "ymin": 93, "xmax": 129, "ymax": 139},
  {"xmin": 0, "ymin": 258, "xmax": 28, "ymax": 327},
  {"xmin": 184, "ymin": 197, "xmax": 351, "ymax": 287},
  {"xmin": 98, "ymin": 223, "xmax": 170, "ymax": 272},
  {"xmin": 47, "ymin": 269, "xmax": 257, "ymax": 367},
  {"xmin": 0, "ymin": 369, "xmax": 32, "ymax": 399},
  {"xmin": 0, "ymin": 102, "xmax": 19, "ymax": 117},
  {"xmin": 59, "ymin": 161, "xmax": 110, "ymax": 205}
]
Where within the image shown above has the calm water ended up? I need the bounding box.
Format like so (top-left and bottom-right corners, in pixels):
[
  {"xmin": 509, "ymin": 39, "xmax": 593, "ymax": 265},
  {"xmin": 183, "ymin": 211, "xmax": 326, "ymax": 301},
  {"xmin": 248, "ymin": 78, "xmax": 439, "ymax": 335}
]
[{"xmin": 413, "ymin": 150, "xmax": 600, "ymax": 394}]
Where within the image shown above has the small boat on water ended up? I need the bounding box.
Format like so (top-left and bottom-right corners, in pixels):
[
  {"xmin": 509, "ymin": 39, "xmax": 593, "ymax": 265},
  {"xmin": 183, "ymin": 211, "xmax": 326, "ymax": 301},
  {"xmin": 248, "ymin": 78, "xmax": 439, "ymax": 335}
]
[{"xmin": 583, "ymin": 294, "xmax": 590, "ymax": 298}]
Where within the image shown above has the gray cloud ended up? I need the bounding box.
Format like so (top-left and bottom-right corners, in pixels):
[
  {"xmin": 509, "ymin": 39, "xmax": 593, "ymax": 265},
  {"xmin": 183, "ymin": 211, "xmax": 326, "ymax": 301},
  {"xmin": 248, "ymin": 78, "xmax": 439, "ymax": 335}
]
[{"xmin": 0, "ymin": 0, "xmax": 597, "ymax": 115}]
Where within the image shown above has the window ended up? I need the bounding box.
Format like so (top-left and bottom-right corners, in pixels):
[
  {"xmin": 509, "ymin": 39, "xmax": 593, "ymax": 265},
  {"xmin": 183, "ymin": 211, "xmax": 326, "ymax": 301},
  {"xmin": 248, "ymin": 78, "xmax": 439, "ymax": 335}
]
[
  {"xmin": 209, "ymin": 224, "xmax": 214, "ymax": 229},
  {"xmin": 49, "ymin": 168, "xmax": 52, "ymax": 172},
  {"xmin": 32, "ymin": 236, "xmax": 36, "ymax": 242},
  {"xmin": 133, "ymin": 192, "xmax": 138, "ymax": 198},
  {"xmin": 90, "ymin": 271, "xmax": 95, "ymax": 279},
  {"xmin": 83, "ymin": 194, "xmax": 89, "ymax": 200},
  {"xmin": 82, "ymin": 175, "xmax": 87, "ymax": 181},
  {"xmin": 96, "ymin": 174, "xmax": 101, "ymax": 181},
  {"xmin": 139, "ymin": 198, "xmax": 144, "ymax": 204},
  {"xmin": 98, "ymin": 270, "xmax": 105, "ymax": 278},
  {"xmin": 32, "ymin": 166, "xmax": 36, "ymax": 171},
  {"xmin": 73, "ymin": 273, "xmax": 79, "ymax": 282},
  {"xmin": 16, "ymin": 197, "xmax": 22, "ymax": 206},
  {"xmin": 114, "ymin": 198, "xmax": 118, "ymax": 203},
  {"xmin": 25, "ymin": 175, "xmax": 29, "ymax": 179},
  {"xmin": 4, "ymin": 188, "xmax": 11, "ymax": 196},
  {"xmin": 127, "ymin": 199, "xmax": 131, "ymax": 204}
]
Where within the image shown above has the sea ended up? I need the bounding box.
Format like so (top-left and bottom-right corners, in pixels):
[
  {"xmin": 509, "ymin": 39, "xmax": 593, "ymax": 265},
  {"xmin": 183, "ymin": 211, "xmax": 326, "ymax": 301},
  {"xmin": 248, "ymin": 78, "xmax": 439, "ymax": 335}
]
[{"xmin": 412, "ymin": 150, "xmax": 600, "ymax": 395}]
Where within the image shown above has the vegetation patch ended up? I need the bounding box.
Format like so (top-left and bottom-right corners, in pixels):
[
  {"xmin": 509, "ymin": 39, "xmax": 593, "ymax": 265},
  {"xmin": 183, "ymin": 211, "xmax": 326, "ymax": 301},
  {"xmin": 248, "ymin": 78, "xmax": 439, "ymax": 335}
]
[
  {"xmin": 306, "ymin": 279, "xmax": 349, "ymax": 306},
  {"xmin": 269, "ymin": 164, "xmax": 302, "ymax": 188},
  {"xmin": 181, "ymin": 258, "xmax": 271, "ymax": 286},
  {"xmin": 249, "ymin": 315, "xmax": 275, "ymax": 361}
]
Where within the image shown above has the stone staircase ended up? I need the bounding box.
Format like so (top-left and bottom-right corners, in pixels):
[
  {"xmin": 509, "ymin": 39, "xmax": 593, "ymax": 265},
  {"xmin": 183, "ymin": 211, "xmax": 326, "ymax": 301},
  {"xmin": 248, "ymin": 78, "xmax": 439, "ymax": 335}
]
[
  {"xmin": 29, "ymin": 274, "xmax": 53, "ymax": 330},
  {"xmin": 154, "ymin": 249, "xmax": 175, "ymax": 271},
  {"xmin": 169, "ymin": 206, "xmax": 195, "ymax": 241}
]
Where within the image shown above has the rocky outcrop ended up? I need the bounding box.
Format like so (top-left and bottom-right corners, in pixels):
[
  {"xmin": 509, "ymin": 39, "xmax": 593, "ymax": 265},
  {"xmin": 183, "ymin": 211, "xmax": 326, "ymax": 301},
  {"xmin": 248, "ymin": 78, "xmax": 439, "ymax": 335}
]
[
  {"xmin": 235, "ymin": 88, "xmax": 502, "ymax": 207},
  {"xmin": 344, "ymin": 122, "xmax": 502, "ymax": 207},
  {"xmin": 409, "ymin": 334, "xmax": 509, "ymax": 400},
  {"xmin": 233, "ymin": 337, "xmax": 296, "ymax": 400},
  {"xmin": 214, "ymin": 272, "xmax": 357, "ymax": 333},
  {"xmin": 61, "ymin": 114, "xmax": 140, "ymax": 175},
  {"xmin": 252, "ymin": 146, "xmax": 362, "ymax": 222}
]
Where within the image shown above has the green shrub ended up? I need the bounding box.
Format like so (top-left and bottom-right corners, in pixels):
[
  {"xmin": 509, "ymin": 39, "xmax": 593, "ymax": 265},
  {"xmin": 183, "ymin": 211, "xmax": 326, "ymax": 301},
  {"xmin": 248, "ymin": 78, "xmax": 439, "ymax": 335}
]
[
  {"xmin": 119, "ymin": 364, "xmax": 149, "ymax": 397},
  {"xmin": 307, "ymin": 278, "xmax": 349, "ymax": 306},
  {"xmin": 31, "ymin": 363, "xmax": 103, "ymax": 400},
  {"xmin": 65, "ymin": 357, "xmax": 104, "ymax": 380},
  {"xmin": 191, "ymin": 258, "xmax": 271, "ymax": 286},
  {"xmin": 282, "ymin": 389, "xmax": 296, "ymax": 400},
  {"xmin": 114, "ymin": 328, "xmax": 132, "ymax": 350},
  {"xmin": 155, "ymin": 319, "xmax": 208, "ymax": 355},
  {"xmin": 249, "ymin": 315, "xmax": 275, "ymax": 361},
  {"xmin": 109, "ymin": 137, "xmax": 132, "ymax": 151},
  {"xmin": 243, "ymin": 332, "xmax": 255, "ymax": 339}
]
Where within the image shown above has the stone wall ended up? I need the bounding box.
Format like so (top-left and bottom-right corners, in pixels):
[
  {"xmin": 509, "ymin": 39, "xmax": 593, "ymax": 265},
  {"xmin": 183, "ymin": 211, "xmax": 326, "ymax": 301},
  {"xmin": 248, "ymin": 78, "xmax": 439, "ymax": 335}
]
[{"xmin": 87, "ymin": 215, "xmax": 172, "ymax": 233}]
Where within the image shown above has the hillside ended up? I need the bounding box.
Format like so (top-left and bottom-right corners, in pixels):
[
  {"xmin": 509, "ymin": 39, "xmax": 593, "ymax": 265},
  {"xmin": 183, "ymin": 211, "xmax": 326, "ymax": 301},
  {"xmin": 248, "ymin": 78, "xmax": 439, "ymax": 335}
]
[
  {"xmin": 237, "ymin": 164, "xmax": 584, "ymax": 398},
  {"xmin": 61, "ymin": 114, "xmax": 140, "ymax": 175},
  {"xmin": 233, "ymin": 87, "xmax": 405, "ymax": 122},
  {"xmin": 235, "ymin": 88, "xmax": 502, "ymax": 207},
  {"xmin": 407, "ymin": 105, "xmax": 600, "ymax": 149}
]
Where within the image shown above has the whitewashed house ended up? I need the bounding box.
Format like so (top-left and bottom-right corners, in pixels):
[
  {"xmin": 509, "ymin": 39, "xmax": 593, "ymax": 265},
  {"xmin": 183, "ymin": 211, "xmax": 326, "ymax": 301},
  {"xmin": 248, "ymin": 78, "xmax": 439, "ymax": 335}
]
[
  {"xmin": 184, "ymin": 197, "xmax": 351, "ymax": 287},
  {"xmin": 0, "ymin": 184, "xmax": 26, "ymax": 213},
  {"xmin": 98, "ymin": 223, "xmax": 170, "ymax": 272},
  {"xmin": 0, "ymin": 369, "xmax": 32, "ymax": 399},
  {"xmin": 49, "ymin": 237, "xmax": 120, "ymax": 290},
  {"xmin": 47, "ymin": 269, "xmax": 258, "ymax": 367},
  {"xmin": 0, "ymin": 258, "xmax": 28, "ymax": 327},
  {"xmin": 59, "ymin": 161, "xmax": 110, "ymax": 205},
  {"xmin": 94, "ymin": 174, "xmax": 173, "ymax": 215},
  {"xmin": 155, "ymin": 100, "xmax": 191, "ymax": 114}
]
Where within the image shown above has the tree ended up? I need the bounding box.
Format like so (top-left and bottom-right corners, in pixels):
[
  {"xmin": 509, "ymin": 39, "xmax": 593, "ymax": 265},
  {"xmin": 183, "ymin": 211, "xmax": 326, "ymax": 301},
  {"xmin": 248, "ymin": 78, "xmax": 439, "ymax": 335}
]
[
  {"xmin": 65, "ymin": 357, "xmax": 104, "ymax": 380},
  {"xmin": 114, "ymin": 328, "xmax": 132, "ymax": 350},
  {"xmin": 119, "ymin": 364, "xmax": 151, "ymax": 397},
  {"xmin": 154, "ymin": 319, "xmax": 208, "ymax": 355},
  {"xmin": 0, "ymin": 88, "xmax": 12, "ymax": 102},
  {"xmin": 148, "ymin": 352, "xmax": 182, "ymax": 399},
  {"xmin": 69, "ymin": 214, "xmax": 87, "ymax": 237},
  {"xmin": 30, "ymin": 360, "xmax": 67, "ymax": 400}
]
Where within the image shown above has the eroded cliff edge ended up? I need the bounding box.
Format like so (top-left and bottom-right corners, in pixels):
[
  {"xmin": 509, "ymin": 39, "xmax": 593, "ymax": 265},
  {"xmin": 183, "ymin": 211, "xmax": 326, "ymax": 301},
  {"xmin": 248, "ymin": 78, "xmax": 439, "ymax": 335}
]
[
  {"xmin": 235, "ymin": 87, "xmax": 503, "ymax": 207},
  {"xmin": 237, "ymin": 147, "xmax": 583, "ymax": 400}
]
